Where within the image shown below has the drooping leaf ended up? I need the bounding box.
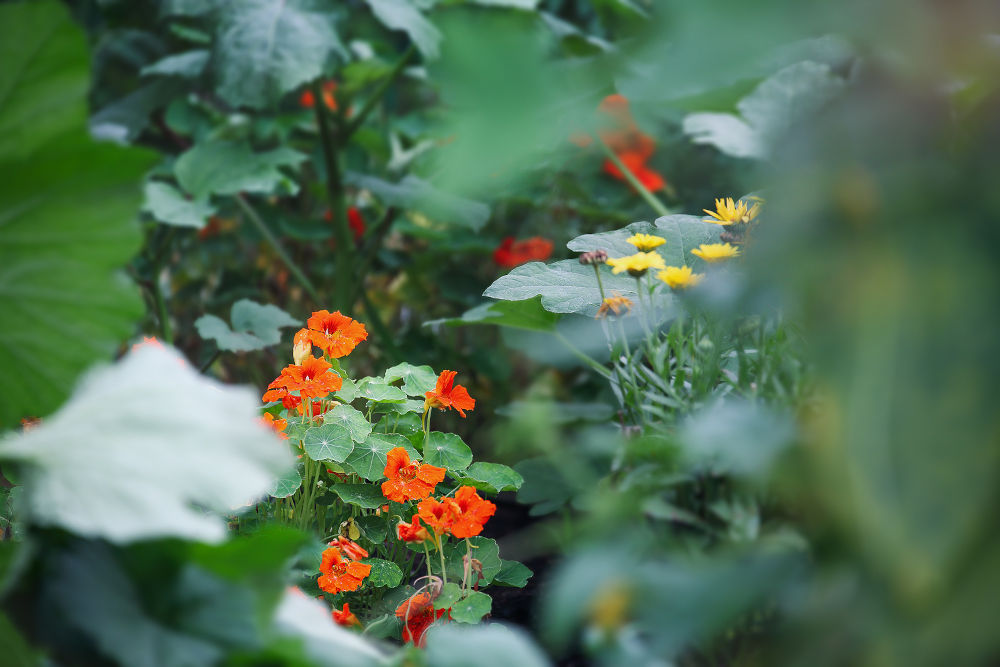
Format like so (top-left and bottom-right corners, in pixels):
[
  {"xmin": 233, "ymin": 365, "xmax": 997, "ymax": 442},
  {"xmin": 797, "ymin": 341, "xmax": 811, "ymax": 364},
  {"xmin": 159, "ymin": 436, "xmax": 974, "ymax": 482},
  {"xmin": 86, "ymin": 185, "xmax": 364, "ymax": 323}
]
[
  {"xmin": 345, "ymin": 173, "xmax": 489, "ymax": 232},
  {"xmin": 0, "ymin": 346, "xmax": 293, "ymax": 543},
  {"xmin": 427, "ymin": 296, "xmax": 561, "ymax": 332},
  {"xmin": 383, "ymin": 362, "xmax": 437, "ymax": 396},
  {"xmin": 566, "ymin": 214, "xmax": 722, "ymax": 270},
  {"xmin": 141, "ymin": 49, "xmax": 211, "ymax": 78},
  {"xmin": 452, "ymin": 462, "xmax": 523, "ymax": 494},
  {"xmin": 195, "ymin": 299, "xmax": 298, "ymax": 352},
  {"xmin": 302, "ymin": 423, "xmax": 355, "ymax": 462},
  {"xmin": 449, "ymin": 591, "xmax": 492, "ymax": 624},
  {"xmin": 364, "ymin": 0, "xmax": 441, "ymax": 59},
  {"xmin": 0, "ymin": 1, "xmax": 155, "ymax": 425},
  {"xmin": 361, "ymin": 558, "xmax": 403, "ymax": 588},
  {"xmin": 143, "ymin": 181, "xmax": 216, "ymax": 229},
  {"xmin": 214, "ymin": 0, "xmax": 344, "ymax": 109},
  {"xmin": 495, "ymin": 560, "xmax": 533, "ymax": 588},
  {"xmin": 174, "ymin": 141, "xmax": 306, "ymax": 200},
  {"xmin": 483, "ymin": 260, "xmax": 636, "ymax": 317},
  {"xmin": 273, "ymin": 590, "xmax": 387, "ymax": 666},
  {"xmin": 331, "ymin": 483, "xmax": 386, "ymax": 509},
  {"xmin": 424, "ymin": 432, "xmax": 473, "ymax": 471}
]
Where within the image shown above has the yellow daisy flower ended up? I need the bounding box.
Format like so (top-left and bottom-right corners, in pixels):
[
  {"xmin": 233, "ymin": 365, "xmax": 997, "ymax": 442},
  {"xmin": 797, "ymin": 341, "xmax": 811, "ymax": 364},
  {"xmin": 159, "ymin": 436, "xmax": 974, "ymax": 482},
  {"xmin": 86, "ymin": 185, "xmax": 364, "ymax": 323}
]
[
  {"xmin": 606, "ymin": 251, "xmax": 667, "ymax": 277},
  {"xmin": 703, "ymin": 197, "xmax": 761, "ymax": 225},
  {"xmin": 691, "ymin": 243, "xmax": 741, "ymax": 263},
  {"xmin": 626, "ymin": 233, "xmax": 666, "ymax": 252},
  {"xmin": 657, "ymin": 266, "xmax": 704, "ymax": 289}
]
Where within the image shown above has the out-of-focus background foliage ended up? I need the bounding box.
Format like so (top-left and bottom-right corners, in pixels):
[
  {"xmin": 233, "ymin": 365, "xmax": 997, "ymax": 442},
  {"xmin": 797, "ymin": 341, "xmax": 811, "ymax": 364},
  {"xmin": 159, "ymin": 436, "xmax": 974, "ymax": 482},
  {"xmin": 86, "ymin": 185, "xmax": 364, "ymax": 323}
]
[{"xmin": 1, "ymin": 0, "xmax": 999, "ymax": 664}]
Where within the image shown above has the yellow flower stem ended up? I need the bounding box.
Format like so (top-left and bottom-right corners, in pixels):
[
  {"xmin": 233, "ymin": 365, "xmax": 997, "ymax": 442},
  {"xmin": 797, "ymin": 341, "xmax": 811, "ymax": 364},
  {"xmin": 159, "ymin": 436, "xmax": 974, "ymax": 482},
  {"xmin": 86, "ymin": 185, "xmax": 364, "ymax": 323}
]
[
  {"xmin": 554, "ymin": 331, "xmax": 612, "ymax": 380},
  {"xmin": 592, "ymin": 265, "xmax": 607, "ymax": 302},
  {"xmin": 594, "ymin": 134, "xmax": 671, "ymax": 218}
]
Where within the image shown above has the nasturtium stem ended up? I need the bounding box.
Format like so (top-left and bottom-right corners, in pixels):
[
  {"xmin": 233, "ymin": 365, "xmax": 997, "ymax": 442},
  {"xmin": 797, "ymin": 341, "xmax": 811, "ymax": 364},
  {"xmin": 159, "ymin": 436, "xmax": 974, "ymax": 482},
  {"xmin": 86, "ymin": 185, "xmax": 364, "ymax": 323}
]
[
  {"xmin": 234, "ymin": 194, "xmax": 321, "ymax": 303},
  {"xmin": 437, "ymin": 535, "xmax": 448, "ymax": 586},
  {"xmin": 594, "ymin": 135, "xmax": 671, "ymax": 218},
  {"xmin": 423, "ymin": 542, "xmax": 434, "ymax": 581}
]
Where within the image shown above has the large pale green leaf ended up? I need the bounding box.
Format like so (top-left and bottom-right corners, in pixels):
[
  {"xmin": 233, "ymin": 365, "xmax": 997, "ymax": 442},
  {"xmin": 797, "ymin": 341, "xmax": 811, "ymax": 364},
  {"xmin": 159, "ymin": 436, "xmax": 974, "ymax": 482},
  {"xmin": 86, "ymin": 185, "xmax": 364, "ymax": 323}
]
[
  {"xmin": 483, "ymin": 260, "xmax": 636, "ymax": 317},
  {"xmin": 0, "ymin": 1, "xmax": 155, "ymax": 426},
  {"xmin": 325, "ymin": 404, "xmax": 372, "ymax": 443},
  {"xmin": 273, "ymin": 590, "xmax": 387, "ymax": 667},
  {"xmin": 345, "ymin": 173, "xmax": 489, "ymax": 232},
  {"xmin": 0, "ymin": 346, "xmax": 294, "ymax": 543},
  {"xmin": 195, "ymin": 299, "xmax": 299, "ymax": 352},
  {"xmin": 143, "ymin": 181, "xmax": 216, "ymax": 229},
  {"xmin": 383, "ymin": 362, "xmax": 437, "ymax": 396},
  {"xmin": 566, "ymin": 214, "xmax": 722, "ymax": 269},
  {"xmin": 365, "ymin": 0, "xmax": 441, "ymax": 59},
  {"xmin": 424, "ymin": 624, "xmax": 549, "ymax": 667},
  {"xmin": 174, "ymin": 141, "xmax": 306, "ymax": 200},
  {"xmin": 214, "ymin": 0, "xmax": 343, "ymax": 109},
  {"xmin": 424, "ymin": 432, "xmax": 473, "ymax": 471},
  {"xmin": 427, "ymin": 296, "xmax": 561, "ymax": 332}
]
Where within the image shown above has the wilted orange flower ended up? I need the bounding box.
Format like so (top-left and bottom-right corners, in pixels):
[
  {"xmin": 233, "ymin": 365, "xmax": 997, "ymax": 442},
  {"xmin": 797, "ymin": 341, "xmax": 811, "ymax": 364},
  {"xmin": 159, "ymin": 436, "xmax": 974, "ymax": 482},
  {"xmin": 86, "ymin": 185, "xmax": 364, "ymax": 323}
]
[
  {"xmin": 416, "ymin": 496, "xmax": 461, "ymax": 535},
  {"xmin": 317, "ymin": 547, "xmax": 371, "ymax": 594},
  {"xmin": 260, "ymin": 413, "xmax": 288, "ymax": 439},
  {"xmin": 300, "ymin": 80, "xmax": 337, "ymax": 111},
  {"xmin": 396, "ymin": 592, "xmax": 449, "ymax": 646},
  {"xmin": 492, "ymin": 237, "xmax": 554, "ymax": 268},
  {"xmin": 424, "ymin": 370, "xmax": 475, "ymax": 417},
  {"xmin": 396, "ymin": 515, "xmax": 430, "ymax": 543},
  {"xmin": 305, "ymin": 310, "xmax": 368, "ymax": 358},
  {"xmin": 381, "ymin": 447, "xmax": 446, "ymax": 503},
  {"xmin": 267, "ymin": 355, "xmax": 343, "ymax": 400},
  {"xmin": 332, "ymin": 602, "xmax": 361, "ymax": 628},
  {"xmin": 329, "ymin": 536, "xmax": 369, "ymax": 562},
  {"xmin": 449, "ymin": 486, "xmax": 497, "ymax": 538}
]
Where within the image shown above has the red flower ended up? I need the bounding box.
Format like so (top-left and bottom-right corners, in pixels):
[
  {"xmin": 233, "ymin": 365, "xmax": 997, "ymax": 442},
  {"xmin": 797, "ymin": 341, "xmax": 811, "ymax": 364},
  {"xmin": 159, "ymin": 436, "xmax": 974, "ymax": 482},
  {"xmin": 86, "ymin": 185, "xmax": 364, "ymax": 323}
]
[
  {"xmin": 323, "ymin": 207, "xmax": 366, "ymax": 241},
  {"xmin": 329, "ymin": 536, "xmax": 369, "ymax": 562},
  {"xmin": 260, "ymin": 413, "xmax": 288, "ymax": 440},
  {"xmin": 449, "ymin": 486, "xmax": 496, "ymax": 538},
  {"xmin": 300, "ymin": 80, "xmax": 338, "ymax": 111},
  {"xmin": 381, "ymin": 447, "xmax": 446, "ymax": 503},
  {"xmin": 332, "ymin": 602, "xmax": 361, "ymax": 628},
  {"xmin": 492, "ymin": 237, "xmax": 554, "ymax": 268},
  {"xmin": 603, "ymin": 152, "xmax": 666, "ymax": 192},
  {"xmin": 396, "ymin": 592, "xmax": 449, "ymax": 646},
  {"xmin": 305, "ymin": 310, "xmax": 368, "ymax": 358},
  {"xmin": 424, "ymin": 370, "xmax": 475, "ymax": 417},
  {"xmin": 416, "ymin": 496, "xmax": 461, "ymax": 535},
  {"xmin": 396, "ymin": 515, "xmax": 430, "ymax": 543},
  {"xmin": 317, "ymin": 547, "xmax": 371, "ymax": 594},
  {"xmin": 267, "ymin": 355, "xmax": 343, "ymax": 400}
]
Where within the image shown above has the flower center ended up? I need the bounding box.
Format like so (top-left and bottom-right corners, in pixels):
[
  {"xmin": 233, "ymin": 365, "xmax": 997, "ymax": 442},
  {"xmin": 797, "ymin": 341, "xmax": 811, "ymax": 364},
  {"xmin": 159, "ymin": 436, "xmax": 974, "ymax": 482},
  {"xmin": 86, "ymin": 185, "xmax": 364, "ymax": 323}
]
[{"xmin": 398, "ymin": 464, "xmax": 418, "ymax": 482}]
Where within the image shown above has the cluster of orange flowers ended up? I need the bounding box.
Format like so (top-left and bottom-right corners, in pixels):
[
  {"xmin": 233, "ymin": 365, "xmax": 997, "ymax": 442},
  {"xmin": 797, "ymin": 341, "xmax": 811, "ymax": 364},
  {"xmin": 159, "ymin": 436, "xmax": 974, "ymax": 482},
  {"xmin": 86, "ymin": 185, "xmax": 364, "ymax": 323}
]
[
  {"xmin": 318, "ymin": 536, "xmax": 372, "ymax": 595},
  {"xmin": 393, "ymin": 485, "xmax": 497, "ymax": 543}
]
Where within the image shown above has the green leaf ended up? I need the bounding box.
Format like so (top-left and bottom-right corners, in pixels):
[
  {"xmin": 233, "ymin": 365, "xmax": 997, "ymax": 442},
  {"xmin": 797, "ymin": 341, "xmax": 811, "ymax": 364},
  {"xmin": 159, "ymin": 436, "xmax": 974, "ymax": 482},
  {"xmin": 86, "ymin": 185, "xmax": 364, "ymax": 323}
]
[
  {"xmin": 214, "ymin": 0, "xmax": 344, "ymax": 109},
  {"xmin": 434, "ymin": 582, "xmax": 463, "ymax": 610},
  {"xmin": 140, "ymin": 49, "xmax": 211, "ymax": 78},
  {"xmin": 345, "ymin": 173, "xmax": 489, "ymax": 232},
  {"xmin": 483, "ymin": 260, "xmax": 637, "ymax": 317},
  {"xmin": 195, "ymin": 299, "xmax": 299, "ymax": 352},
  {"xmin": 356, "ymin": 515, "xmax": 387, "ymax": 543},
  {"xmin": 495, "ymin": 560, "xmax": 533, "ymax": 588},
  {"xmin": 427, "ymin": 296, "xmax": 561, "ymax": 332},
  {"xmin": 423, "ymin": 624, "xmax": 549, "ymax": 667},
  {"xmin": 143, "ymin": 181, "xmax": 216, "ymax": 228},
  {"xmin": 357, "ymin": 378, "xmax": 408, "ymax": 403},
  {"xmin": 269, "ymin": 466, "xmax": 303, "ymax": 498},
  {"xmin": 302, "ymin": 423, "xmax": 355, "ymax": 462},
  {"xmin": 362, "ymin": 558, "xmax": 403, "ymax": 588},
  {"xmin": 335, "ymin": 377, "xmax": 359, "ymax": 403},
  {"xmin": 444, "ymin": 537, "xmax": 501, "ymax": 584},
  {"xmin": 364, "ymin": 0, "xmax": 441, "ymax": 59},
  {"xmin": 424, "ymin": 432, "xmax": 473, "ymax": 471},
  {"xmin": 90, "ymin": 79, "xmax": 185, "ymax": 144},
  {"xmin": 342, "ymin": 433, "xmax": 410, "ymax": 481},
  {"xmin": 384, "ymin": 362, "xmax": 438, "ymax": 396},
  {"xmin": 190, "ymin": 524, "xmax": 311, "ymax": 581},
  {"xmin": 174, "ymin": 140, "xmax": 306, "ymax": 200},
  {"xmin": 0, "ymin": 612, "xmax": 39, "ymax": 667},
  {"xmin": 450, "ymin": 591, "xmax": 492, "ymax": 624},
  {"xmin": 453, "ymin": 462, "xmax": 523, "ymax": 493},
  {"xmin": 326, "ymin": 404, "xmax": 373, "ymax": 443},
  {"xmin": 0, "ymin": 1, "xmax": 156, "ymax": 425},
  {"xmin": 566, "ymin": 214, "xmax": 723, "ymax": 271},
  {"xmin": 0, "ymin": 346, "xmax": 293, "ymax": 543},
  {"xmin": 331, "ymin": 483, "xmax": 386, "ymax": 510}
]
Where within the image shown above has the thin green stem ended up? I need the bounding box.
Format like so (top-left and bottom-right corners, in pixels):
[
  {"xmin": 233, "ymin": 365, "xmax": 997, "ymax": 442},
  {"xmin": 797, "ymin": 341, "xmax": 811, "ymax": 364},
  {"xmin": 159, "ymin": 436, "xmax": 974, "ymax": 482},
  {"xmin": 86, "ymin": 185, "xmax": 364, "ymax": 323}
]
[
  {"xmin": 345, "ymin": 45, "xmax": 416, "ymax": 138},
  {"xmin": 592, "ymin": 264, "xmax": 607, "ymax": 302},
  {"xmin": 595, "ymin": 135, "xmax": 671, "ymax": 217},
  {"xmin": 554, "ymin": 332, "xmax": 612, "ymax": 379},
  {"xmin": 313, "ymin": 83, "xmax": 353, "ymax": 311},
  {"xmin": 437, "ymin": 535, "xmax": 448, "ymax": 586},
  {"xmin": 423, "ymin": 542, "xmax": 434, "ymax": 581},
  {"xmin": 234, "ymin": 194, "xmax": 321, "ymax": 303},
  {"xmin": 152, "ymin": 278, "xmax": 173, "ymax": 344}
]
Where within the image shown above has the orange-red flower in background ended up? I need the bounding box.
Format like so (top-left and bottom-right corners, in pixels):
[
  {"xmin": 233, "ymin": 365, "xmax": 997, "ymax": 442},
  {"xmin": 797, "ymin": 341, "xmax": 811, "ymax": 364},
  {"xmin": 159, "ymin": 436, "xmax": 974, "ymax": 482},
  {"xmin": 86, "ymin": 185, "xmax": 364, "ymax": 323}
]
[
  {"xmin": 449, "ymin": 486, "xmax": 497, "ymax": 538},
  {"xmin": 492, "ymin": 237, "xmax": 554, "ymax": 268},
  {"xmin": 306, "ymin": 310, "xmax": 368, "ymax": 358},
  {"xmin": 329, "ymin": 536, "xmax": 369, "ymax": 562},
  {"xmin": 332, "ymin": 602, "xmax": 361, "ymax": 628},
  {"xmin": 416, "ymin": 496, "xmax": 461, "ymax": 535},
  {"xmin": 396, "ymin": 515, "xmax": 430, "ymax": 543},
  {"xmin": 603, "ymin": 152, "xmax": 665, "ymax": 192},
  {"xmin": 300, "ymin": 81, "xmax": 338, "ymax": 111},
  {"xmin": 396, "ymin": 592, "xmax": 449, "ymax": 646},
  {"xmin": 267, "ymin": 355, "xmax": 343, "ymax": 400},
  {"xmin": 424, "ymin": 370, "xmax": 475, "ymax": 417},
  {"xmin": 381, "ymin": 447, "xmax": 446, "ymax": 503},
  {"xmin": 323, "ymin": 207, "xmax": 367, "ymax": 241},
  {"xmin": 260, "ymin": 413, "xmax": 288, "ymax": 439},
  {"xmin": 317, "ymin": 547, "xmax": 371, "ymax": 594},
  {"xmin": 131, "ymin": 336, "xmax": 162, "ymax": 352}
]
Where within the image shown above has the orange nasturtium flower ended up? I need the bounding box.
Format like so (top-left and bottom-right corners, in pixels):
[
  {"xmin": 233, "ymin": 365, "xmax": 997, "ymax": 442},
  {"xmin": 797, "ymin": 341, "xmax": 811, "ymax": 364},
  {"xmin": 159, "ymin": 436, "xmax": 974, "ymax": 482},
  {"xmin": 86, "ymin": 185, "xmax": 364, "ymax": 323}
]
[
  {"xmin": 300, "ymin": 80, "xmax": 338, "ymax": 111},
  {"xmin": 424, "ymin": 370, "xmax": 476, "ymax": 417},
  {"xmin": 329, "ymin": 536, "xmax": 369, "ymax": 562},
  {"xmin": 267, "ymin": 354, "xmax": 343, "ymax": 400},
  {"xmin": 381, "ymin": 447, "xmax": 446, "ymax": 503},
  {"xmin": 396, "ymin": 592, "xmax": 449, "ymax": 646},
  {"xmin": 450, "ymin": 486, "xmax": 497, "ymax": 538},
  {"xmin": 317, "ymin": 547, "xmax": 371, "ymax": 595},
  {"xmin": 396, "ymin": 515, "xmax": 430, "ymax": 543},
  {"xmin": 305, "ymin": 310, "xmax": 368, "ymax": 358},
  {"xmin": 332, "ymin": 602, "xmax": 361, "ymax": 628},
  {"xmin": 260, "ymin": 413, "xmax": 288, "ymax": 439},
  {"xmin": 416, "ymin": 496, "xmax": 461, "ymax": 535}
]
